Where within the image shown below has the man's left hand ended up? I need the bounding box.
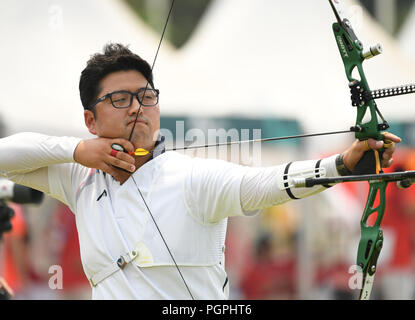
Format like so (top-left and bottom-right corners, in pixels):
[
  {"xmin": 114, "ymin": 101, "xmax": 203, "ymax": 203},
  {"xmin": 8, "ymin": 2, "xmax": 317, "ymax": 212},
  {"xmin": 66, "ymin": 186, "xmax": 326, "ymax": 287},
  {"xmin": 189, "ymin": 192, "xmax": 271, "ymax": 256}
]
[{"xmin": 342, "ymin": 132, "xmax": 402, "ymax": 172}]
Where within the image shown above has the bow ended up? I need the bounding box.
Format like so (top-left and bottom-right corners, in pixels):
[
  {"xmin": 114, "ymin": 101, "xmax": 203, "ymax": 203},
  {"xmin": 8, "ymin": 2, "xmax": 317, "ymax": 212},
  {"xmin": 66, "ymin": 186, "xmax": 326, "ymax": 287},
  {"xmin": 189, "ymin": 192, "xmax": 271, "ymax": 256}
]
[{"xmin": 293, "ymin": 0, "xmax": 415, "ymax": 300}]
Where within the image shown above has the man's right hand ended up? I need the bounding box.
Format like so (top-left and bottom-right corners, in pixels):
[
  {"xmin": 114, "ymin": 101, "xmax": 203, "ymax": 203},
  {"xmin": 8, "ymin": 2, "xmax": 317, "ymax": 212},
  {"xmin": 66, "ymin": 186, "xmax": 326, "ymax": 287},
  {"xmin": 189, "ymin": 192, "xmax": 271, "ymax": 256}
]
[{"xmin": 73, "ymin": 138, "xmax": 136, "ymax": 182}]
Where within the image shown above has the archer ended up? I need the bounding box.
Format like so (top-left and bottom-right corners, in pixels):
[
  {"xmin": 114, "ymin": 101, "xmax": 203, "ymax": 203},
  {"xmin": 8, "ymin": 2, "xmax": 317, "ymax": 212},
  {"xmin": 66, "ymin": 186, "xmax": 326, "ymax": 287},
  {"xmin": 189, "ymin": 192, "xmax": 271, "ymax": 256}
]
[{"xmin": 0, "ymin": 43, "xmax": 400, "ymax": 299}]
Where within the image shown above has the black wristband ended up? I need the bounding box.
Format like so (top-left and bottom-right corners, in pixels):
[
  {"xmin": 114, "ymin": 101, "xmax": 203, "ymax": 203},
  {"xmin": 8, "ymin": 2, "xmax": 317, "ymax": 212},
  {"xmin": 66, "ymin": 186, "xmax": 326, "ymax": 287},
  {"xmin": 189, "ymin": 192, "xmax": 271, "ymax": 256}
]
[{"xmin": 336, "ymin": 153, "xmax": 353, "ymax": 176}]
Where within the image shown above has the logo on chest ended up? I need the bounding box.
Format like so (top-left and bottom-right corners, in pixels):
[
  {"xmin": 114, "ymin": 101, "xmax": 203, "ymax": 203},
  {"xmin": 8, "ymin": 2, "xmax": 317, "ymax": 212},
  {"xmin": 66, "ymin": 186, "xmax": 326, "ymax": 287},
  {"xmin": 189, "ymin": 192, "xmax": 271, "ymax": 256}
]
[{"xmin": 96, "ymin": 189, "xmax": 107, "ymax": 201}]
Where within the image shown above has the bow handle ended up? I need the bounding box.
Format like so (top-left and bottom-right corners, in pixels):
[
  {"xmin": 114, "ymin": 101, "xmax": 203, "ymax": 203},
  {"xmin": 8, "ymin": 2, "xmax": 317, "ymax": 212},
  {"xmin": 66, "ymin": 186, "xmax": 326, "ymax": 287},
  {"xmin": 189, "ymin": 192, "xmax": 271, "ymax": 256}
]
[{"xmin": 352, "ymin": 133, "xmax": 393, "ymax": 175}]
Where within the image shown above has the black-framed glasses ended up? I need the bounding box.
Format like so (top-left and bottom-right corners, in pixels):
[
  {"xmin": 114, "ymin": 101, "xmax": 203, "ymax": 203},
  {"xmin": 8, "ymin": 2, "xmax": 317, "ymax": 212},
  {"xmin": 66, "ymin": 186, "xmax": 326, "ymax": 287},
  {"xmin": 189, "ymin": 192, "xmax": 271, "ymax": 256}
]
[{"xmin": 89, "ymin": 88, "xmax": 160, "ymax": 109}]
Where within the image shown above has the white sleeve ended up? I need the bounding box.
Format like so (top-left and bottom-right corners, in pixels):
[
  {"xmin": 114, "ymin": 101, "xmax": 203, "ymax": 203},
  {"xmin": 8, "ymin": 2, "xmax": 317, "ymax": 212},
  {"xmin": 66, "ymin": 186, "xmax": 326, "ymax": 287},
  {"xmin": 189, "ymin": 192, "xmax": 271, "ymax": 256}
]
[
  {"xmin": 0, "ymin": 132, "xmax": 83, "ymax": 207},
  {"xmin": 186, "ymin": 155, "xmax": 339, "ymax": 224},
  {"xmin": 240, "ymin": 155, "xmax": 339, "ymax": 211},
  {"xmin": 185, "ymin": 158, "xmax": 250, "ymax": 225},
  {"xmin": 0, "ymin": 132, "xmax": 81, "ymax": 175},
  {"xmin": 47, "ymin": 163, "xmax": 91, "ymax": 210}
]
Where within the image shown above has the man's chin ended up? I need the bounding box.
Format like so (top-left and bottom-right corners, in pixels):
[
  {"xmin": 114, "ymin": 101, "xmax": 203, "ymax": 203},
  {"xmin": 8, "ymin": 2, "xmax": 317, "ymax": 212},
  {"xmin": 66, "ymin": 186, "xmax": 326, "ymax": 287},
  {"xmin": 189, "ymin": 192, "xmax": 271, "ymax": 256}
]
[{"xmin": 130, "ymin": 135, "xmax": 155, "ymax": 151}]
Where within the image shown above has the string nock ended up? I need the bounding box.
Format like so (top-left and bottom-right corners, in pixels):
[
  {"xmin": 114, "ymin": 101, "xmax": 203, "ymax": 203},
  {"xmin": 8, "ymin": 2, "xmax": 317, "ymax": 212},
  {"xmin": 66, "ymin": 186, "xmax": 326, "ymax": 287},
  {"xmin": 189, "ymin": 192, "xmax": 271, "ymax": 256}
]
[{"xmin": 362, "ymin": 44, "xmax": 382, "ymax": 60}]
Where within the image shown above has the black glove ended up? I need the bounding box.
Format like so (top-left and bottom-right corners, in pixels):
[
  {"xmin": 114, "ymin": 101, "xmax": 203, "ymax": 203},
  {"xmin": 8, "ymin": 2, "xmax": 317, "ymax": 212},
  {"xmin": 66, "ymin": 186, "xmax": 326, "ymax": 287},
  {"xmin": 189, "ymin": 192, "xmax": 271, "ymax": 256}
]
[{"xmin": 0, "ymin": 200, "xmax": 14, "ymax": 240}]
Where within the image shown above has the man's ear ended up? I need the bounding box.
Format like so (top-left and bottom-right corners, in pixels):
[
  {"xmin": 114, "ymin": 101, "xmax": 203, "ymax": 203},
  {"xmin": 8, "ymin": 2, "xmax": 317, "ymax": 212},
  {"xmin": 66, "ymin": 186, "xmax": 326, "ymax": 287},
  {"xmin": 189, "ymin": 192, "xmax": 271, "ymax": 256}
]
[{"xmin": 84, "ymin": 110, "xmax": 97, "ymax": 135}]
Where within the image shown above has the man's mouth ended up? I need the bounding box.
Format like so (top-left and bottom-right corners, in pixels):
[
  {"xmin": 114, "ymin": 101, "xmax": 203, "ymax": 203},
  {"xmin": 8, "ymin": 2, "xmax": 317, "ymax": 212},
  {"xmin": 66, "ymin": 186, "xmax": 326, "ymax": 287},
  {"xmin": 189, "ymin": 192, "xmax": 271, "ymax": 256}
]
[{"xmin": 128, "ymin": 118, "xmax": 147, "ymax": 126}]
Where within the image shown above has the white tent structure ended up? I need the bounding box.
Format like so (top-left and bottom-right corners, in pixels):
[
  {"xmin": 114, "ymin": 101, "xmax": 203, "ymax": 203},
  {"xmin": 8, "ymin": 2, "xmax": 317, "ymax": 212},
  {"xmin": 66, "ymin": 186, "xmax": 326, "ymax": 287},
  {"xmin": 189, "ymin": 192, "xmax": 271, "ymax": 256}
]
[
  {"xmin": 0, "ymin": 0, "xmax": 177, "ymax": 138},
  {"xmin": 1, "ymin": 0, "xmax": 413, "ymax": 149},
  {"xmin": 163, "ymin": 0, "xmax": 415, "ymax": 153},
  {"xmin": 398, "ymin": 2, "xmax": 415, "ymax": 62}
]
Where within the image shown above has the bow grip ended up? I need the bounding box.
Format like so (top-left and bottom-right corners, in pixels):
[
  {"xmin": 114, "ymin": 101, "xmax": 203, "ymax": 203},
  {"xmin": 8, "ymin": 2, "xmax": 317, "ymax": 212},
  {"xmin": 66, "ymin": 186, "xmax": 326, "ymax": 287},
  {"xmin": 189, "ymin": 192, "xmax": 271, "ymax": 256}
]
[{"xmin": 352, "ymin": 135, "xmax": 392, "ymax": 175}]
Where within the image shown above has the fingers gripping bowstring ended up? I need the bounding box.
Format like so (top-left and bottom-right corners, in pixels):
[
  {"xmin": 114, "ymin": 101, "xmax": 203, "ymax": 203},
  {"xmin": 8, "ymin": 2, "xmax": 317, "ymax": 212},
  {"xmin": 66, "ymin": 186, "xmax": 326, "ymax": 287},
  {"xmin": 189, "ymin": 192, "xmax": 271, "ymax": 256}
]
[{"xmin": 128, "ymin": 0, "xmax": 195, "ymax": 300}]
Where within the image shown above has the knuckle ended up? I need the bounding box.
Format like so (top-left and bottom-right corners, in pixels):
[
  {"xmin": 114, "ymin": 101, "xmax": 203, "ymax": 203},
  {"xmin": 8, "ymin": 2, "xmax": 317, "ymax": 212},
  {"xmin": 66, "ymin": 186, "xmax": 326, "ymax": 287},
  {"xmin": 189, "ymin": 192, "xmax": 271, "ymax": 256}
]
[{"xmin": 128, "ymin": 155, "xmax": 135, "ymax": 163}]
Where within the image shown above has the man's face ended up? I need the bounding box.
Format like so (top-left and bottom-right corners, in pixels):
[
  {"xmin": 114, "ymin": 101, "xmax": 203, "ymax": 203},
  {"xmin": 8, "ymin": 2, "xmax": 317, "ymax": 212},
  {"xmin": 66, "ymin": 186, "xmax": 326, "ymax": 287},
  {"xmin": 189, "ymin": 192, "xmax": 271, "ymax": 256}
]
[{"xmin": 84, "ymin": 70, "xmax": 160, "ymax": 150}]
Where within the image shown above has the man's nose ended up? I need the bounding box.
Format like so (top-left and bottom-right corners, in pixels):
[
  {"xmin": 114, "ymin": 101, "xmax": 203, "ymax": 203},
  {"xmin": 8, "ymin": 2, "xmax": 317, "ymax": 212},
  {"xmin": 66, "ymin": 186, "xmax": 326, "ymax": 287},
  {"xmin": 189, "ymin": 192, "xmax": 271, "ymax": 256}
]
[{"xmin": 128, "ymin": 96, "xmax": 143, "ymax": 115}]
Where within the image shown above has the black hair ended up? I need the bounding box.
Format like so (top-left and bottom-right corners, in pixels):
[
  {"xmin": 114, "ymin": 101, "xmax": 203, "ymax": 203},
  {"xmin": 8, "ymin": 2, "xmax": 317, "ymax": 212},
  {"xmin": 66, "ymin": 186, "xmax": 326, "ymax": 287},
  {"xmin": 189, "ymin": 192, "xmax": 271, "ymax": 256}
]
[{"xmin": 79, "ymin": 43, "xmax": 154, "ymax": 110}]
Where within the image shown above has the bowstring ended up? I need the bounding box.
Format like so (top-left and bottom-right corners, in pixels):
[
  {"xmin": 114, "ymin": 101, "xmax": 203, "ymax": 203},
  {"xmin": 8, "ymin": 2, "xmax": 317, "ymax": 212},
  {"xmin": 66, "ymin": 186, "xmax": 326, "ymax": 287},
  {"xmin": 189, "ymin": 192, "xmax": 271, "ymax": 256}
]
[{"xmin": 127, "ymin": 0, "xmax": 195, "ymax": 300}]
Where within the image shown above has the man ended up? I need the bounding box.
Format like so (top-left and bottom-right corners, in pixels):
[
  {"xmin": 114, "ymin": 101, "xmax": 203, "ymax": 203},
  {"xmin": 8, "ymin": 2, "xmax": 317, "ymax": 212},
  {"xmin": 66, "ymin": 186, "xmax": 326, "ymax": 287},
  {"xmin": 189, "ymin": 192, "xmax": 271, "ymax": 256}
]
[
  {"xmin": 0, "ymin": 202, "xmax": 31, "ymax": 298},
  {"xmin": 0, "ymin": 43, "xmax": 400, "ymax": 299}
]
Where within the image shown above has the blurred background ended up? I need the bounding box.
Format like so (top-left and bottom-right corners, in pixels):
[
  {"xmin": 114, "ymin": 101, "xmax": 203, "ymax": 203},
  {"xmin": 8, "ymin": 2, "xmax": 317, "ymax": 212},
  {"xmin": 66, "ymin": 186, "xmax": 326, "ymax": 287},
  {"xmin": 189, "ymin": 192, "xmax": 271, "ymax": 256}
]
[{"xmin": 0, "ymin": 0, "xmax": 415, "ymax": 300}]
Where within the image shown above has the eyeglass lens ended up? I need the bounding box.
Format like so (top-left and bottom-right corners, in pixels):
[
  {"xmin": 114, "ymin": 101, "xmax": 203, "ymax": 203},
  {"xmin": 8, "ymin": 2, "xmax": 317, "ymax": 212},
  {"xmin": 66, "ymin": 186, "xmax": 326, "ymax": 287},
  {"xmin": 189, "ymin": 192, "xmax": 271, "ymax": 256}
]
[{"xmin": 110, "ymin": 90, "xmax": 158, "ymax": 108}]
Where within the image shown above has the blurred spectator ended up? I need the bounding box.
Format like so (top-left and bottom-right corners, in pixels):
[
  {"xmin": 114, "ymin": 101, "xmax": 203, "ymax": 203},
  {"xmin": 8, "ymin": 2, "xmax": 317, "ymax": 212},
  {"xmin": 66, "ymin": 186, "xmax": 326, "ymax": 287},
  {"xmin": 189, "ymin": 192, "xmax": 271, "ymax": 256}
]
[
  {"xmin": 0, "ymin": 203, "xmax": 33, "ymax": 298},
  {"xmin": 240, "ymin": 232, "xmax": 297, "ymax": 299},
  {"xmin": 375, "ymin": 149, "xmax": 415, "ymax": 299},
  {"xmin": 48, "ymin": 203, "xmax": 90, "ymax": 299},
  {"xmin": 224, "ymin": 217, "xmax": 254, "ymax": 299},
  {"xmin": 315, "ymin": 260, "xmax": 356, "ymax": 299}
]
